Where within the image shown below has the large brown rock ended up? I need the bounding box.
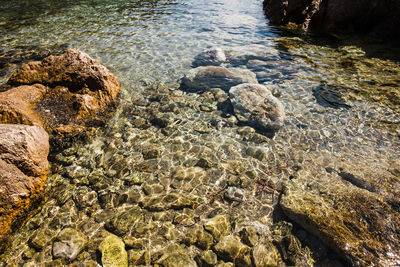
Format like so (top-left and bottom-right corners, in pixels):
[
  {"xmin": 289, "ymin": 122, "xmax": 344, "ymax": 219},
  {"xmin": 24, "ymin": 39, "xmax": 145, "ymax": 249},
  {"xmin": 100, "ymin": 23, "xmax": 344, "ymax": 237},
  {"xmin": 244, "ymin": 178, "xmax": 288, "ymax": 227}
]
[
  {"xmin": 0, "ymin": 124, "xmax": 49, "ymax": 246},
  {"xmin": 263, "ymin": 0, "xmax": 400, "ymax": 38},
  {"xmin": 0, "ymin": 48, "xmax": 120, "ymax": 149},
  {"xmin": 279, "ymin": 152, "xmax": 400, "ymax": 266}
]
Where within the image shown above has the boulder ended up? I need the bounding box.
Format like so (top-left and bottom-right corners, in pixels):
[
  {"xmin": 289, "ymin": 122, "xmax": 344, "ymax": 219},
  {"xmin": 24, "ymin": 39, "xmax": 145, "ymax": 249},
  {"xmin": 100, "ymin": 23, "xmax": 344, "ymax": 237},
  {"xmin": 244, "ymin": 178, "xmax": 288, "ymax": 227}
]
[
  {"xmin": 279, "ymin": 154, "xmax": 400, "ymax": 266},
  {"xmin": 229, "ymin": 83, "xmax": 285, "ymax": 131},
  {"xmin": 213, "ymin": 235, "xmax": 252, "ymax": 266},
  {"xmin": 0, "ymin": 124, "xmax": 49, "ymax": 246},
  {"xmin": 0, "ymin": 48, "xmax": 120, "ymax": 149},
  {"xmin": 193, "ymin": 47, "xmax": 227, "ymax": 67},
  {"xmin": 182, "ymin": 66, "xmax": 257, "ymax": 92},
  {"xmin": 263, "ymin": 0, "xmax": 400, "ymax": 39}
]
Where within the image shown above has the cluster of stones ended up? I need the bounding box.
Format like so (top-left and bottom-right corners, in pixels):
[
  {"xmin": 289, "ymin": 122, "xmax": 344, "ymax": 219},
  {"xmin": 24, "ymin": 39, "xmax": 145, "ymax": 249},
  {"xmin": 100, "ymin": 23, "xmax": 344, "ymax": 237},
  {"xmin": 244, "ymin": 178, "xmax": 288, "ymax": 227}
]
[
  {"xmin": 1, "ymin": 43, "xmax": 399, "ymax": 267},
  {"xmin": 0, "ymin": 49, "xmax": 120, "ymax": 251},
  {"xmin": 1, "ymin": 76, "xmax": 322, "ymax": 266}
]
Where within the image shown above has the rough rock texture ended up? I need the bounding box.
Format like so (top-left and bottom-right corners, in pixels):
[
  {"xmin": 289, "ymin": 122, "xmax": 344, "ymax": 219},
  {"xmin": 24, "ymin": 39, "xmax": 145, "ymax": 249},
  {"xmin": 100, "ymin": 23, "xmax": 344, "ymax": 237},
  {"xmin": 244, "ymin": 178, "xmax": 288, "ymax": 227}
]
[
  {"xmin": 280, "ymin": 153, "xmax": 400, "ymax": 266},
  {"xmin": 182, "ymin": 66, "xmax": 258, "ymax": 92},
  {"xmin": 193, "ymin": 47, "xmax": 227, "ymax": 67},
  {"xmin": 0, "ymin": 124, "xmax": 49, "ymax": 246},
  {"xmin": 52, "ymin": 228, "xmax": 88, "ymax": 260},
  {"xmin": 263, "ymin": 0, "xmax": 400, "ymax": 38},
  {"xmin": 229, "ymin": 83, "xmax": 285, "ymax": 131},
  {"xmin": 99, "ymin": 233, "xmax": 128, "ymax": 267},
  {"xmin": 0, "ymin": 48, "xmax": 120, "ymax": 149}
]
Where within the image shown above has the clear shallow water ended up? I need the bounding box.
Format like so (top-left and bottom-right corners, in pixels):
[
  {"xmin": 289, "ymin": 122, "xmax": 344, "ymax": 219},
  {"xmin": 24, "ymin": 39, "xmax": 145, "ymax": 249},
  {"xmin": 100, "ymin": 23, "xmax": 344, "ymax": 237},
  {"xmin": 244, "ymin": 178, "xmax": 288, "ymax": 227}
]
[{"xmin": 1, "ymin": 0, "xmax": 399, "ymax": 266}]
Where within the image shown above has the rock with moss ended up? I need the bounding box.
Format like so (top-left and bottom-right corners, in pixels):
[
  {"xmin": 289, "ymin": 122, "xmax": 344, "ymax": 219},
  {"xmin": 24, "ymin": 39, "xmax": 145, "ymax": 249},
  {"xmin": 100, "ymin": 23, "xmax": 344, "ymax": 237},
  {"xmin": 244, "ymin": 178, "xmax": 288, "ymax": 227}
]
[
  {"xmin": 279, "ymin": 155, "xmax": 400, "ymax": 266},
  {"xmin": 98, "ymin": 233, "xmax": 128, "ymax": 267},
  {"xmin": 105, "ymin": 206, "xmax": 143, "ymax": 236},
  {"xmin": 52, "ymin": 228, "xmax": 88, "ymax": 261}
]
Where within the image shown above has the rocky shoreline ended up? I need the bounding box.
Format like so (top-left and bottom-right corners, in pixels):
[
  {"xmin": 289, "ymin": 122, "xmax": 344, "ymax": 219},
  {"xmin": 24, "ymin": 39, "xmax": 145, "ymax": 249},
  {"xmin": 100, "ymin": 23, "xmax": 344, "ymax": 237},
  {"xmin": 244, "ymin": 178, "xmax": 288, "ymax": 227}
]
[
  {"xmin": 0, "ymin": 49, "xmax": 120, "ymax": 253},
  {"xmin": 0, "ymin": 42, "xmax": 398, "ymax": 267},
  {"xmin": 263, "ymin": 0, "xmax": 400, "ymax": 39}
]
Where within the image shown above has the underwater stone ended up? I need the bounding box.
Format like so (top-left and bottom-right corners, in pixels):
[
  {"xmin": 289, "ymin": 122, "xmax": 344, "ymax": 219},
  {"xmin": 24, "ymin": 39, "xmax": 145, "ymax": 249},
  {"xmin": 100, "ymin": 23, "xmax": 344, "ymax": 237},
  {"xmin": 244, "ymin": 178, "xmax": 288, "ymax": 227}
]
[
  {"xmin": 239, "ymin": 226, "xmax": 258, "ymax": 247},
  {"xmin": 29, "ymin": 228, "xmax": 57, "ymax": 250},
  {"xmin": 128, "ymin": 249, "xmax": 150, "ymax": 266},
  {"xmin": 105, "ymin": 206, "xmax": 143, "ymax": 236},
  {"xmin": 192, "ymin": 47, "xmax": 227, "ymax": 67},
  {"xmin": 98, "ymin": 233, "xmax": 128, "ymax": 267},
  {"xmin": 224, "ymin": 187, "xmax": 246, "ymax": 202},
  {"xmin": 52, "ymin": 228, "xmax": 88, "ymax": 260},
  {"xmin": 252, "ymin": 241, "xmax": 282, "ymax": 267},
  {"xmin": 229, "ymin": 83, "xmax": 285, "ymax": 131},
  {"xmin": 213, "ymin": 235, "xmax": 252, "ymax": 266},
  {"xmin": 155, "ymin": 243, "xmax": 197, "ymax": 267},
  {"xmin": 182, "ymin": 66, "xmax": 257, "ymax": 92},
  {"xmin": 204, "ymin": 214, "xmax": 231, "ymax": 241},
  {"xmin": 195, "ymin": 250, "xmax": 218, "ymax": 267}
]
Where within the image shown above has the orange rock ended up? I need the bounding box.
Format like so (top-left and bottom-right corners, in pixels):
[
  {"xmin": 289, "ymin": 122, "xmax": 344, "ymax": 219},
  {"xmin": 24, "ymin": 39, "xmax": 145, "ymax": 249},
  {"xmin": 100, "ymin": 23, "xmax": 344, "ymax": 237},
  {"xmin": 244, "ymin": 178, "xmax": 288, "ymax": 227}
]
[
  {"xmin": 0, "ymin": 49, "xmax": 120, "ymax": 149},
  {"xmin": 0, "ymin": 124, "xmax": 49, "ymax": 245}
]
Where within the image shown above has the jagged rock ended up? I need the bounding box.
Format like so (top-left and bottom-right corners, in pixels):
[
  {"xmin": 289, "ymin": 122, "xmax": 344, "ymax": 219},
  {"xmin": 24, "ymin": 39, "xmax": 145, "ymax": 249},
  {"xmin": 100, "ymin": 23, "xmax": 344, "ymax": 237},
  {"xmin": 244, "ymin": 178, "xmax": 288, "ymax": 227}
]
[
  {"xmin": 279, "ymin": 155, "xmax": 400, "ymax": 266},
  {"xmin": 105, "ymin": 206, "xmax": 143, "ymax": 236},
  {"xmin": 128, "ymin": 249, "xmax": 150, "ymax": 266},
  {"xmin": 155, "ymin": 243, "xmax": 197, "ymax": 267},
  {"xmin": 263, "ymin": 0, "xmax": 400, "ymax": 39},
  {"xmin": 213, "ymin": 235, "xmax": 252, "ymax": 266},
  {"xmin": 195, "ymin": 250, "xmax": 218, "ymax": 267},
  {"xmin": 252, "ymin": 241, "xmax": 282, "ymax": 267},
  {"xmin": 224, "ymin": 44, "xmax": 280, "ymax": 65},
  {"xmin": 0, "ymin": 124, "xmax": 49, "ymax": 247},
  {"xmin": 182, "ymin": 66, "xmax": 257, "ymax": 92},
  {"xmin": 204, "ymin": 214, "xmax": 231, "ymax": 241},
  {"xmin": 239, "ymin": 226, "xmax": 258, "ymax": 247},
  {"xmin": 229, "ymin": 83, "xmax": 285, "ymax": 131},
  {"xmin": 52, "ymin": 228, "xmax": 88, "ymax": 260},
  {"xmin": 99, "ymin": 233, "xmax": 128, "ymax": 267},
  {"xmin": 193, "ymin": 47, "xmax": 227, "ymax": 67},
  {"xmin": 0, "ymin": 49, "xmax": 120, "ymax": 149}
]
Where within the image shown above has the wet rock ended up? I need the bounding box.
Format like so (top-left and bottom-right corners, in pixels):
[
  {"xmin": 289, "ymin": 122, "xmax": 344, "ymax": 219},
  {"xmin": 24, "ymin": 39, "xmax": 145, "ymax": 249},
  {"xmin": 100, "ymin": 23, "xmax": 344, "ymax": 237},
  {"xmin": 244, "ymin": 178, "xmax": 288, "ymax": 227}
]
[
  {"xmin": 252, "ymin": 242, "xmax": 282, "ymax": 267},
  {"xmin": 0, "ymin": 124, "xmax": 49, "ymax": 246},
  {"xmin": 229, "ymin": 83, "xmax": 285, "ymax": 131},
  {"xmin": 279, "ymin": 162, "xmax": 400, "ymax": 266},
  {"xmin": 224, "ymin": 187, "xmax": 246, "ymax": 202},
  {"xmin": 204, "ymin": 214, "xmax": 231, "ymax": 241},
  {"xmin": 239, "ymin": 226, "xmax": 258, "ymax": 247},
  {"xmin": 193, "ymin": 47, "xmax": 227, "ymax": 67},
  {"xmin": 225, "ymin": 44, "xmax": 280, "ymax": 65},
  {"xmin": 263, "ymin": 0, "xmax": 400, "ymax": 39},
  {"xmin": 74, "ymin": 186, "xmax": 98, "ymax": 209},
  {"xmin": 195, "ymin": 250, "xmax": 218, "ymax": 267},
  {"xmin": 30, "ymin": 228, "xmax": 57, "ymax": 250},
  {"xmin": 213, "ymin": 235, "xmax": 252, "ymax": 266},
  {"xmin": 155, "ymin": 243, "xmax": 197, "ymax": 267},
  {"xmin": 182, "ymin": 66, "xmax": 257, "ymax": 92},
  {"xmin": 52, "ymin": 228, "xmax": 88, "ymax": 260},
  {"xmin": 1, "ymin": 49, "xmax": 120, "ymax": 149},
  {"xmin": 105, "ymin": 206, "xmax": 143, "ymax": 236},
  {"xmin": 98, "ymin": 233, "xmax": 128, "ymax": 267},
  {"xmin": 128, "ymin": 249, "xmax": 150, "ymax": 266}
]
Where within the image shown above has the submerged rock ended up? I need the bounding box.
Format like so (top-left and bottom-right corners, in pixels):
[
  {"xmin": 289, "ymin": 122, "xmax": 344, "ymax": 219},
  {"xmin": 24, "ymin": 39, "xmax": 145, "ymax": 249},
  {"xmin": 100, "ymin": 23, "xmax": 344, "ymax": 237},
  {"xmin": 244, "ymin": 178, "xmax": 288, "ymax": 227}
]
[
  {"xmin": 193, "ymin": 47, "xmax": 227, "ymax": 67},
  {"xmin": 0, "ymin": 124, "xmax": 49, "ymax": 247},
  {"xmin": 229, "ymin": 83, "xmax": 285, "ymax": 131},
  {"xmin": 52, "ymin": 228, "xmax": 88, "ymax": 260},
  {"xmin": 280, "ymin": 157, "xmax": 400, "ymax": 266},
  {"xmin": 182, "ymin": 66, "xmax": 257, "ymax": 92},
  {"xmin": 213, "ymin": 235, "xmax": 252, "ymax": 266},
  {"xmin": 99, "ymin": 233, "xmax": 128, "ymax": 267},
  {"xmin": 0, "ymin": 49, "xmax": 120, "ymax": 149}
]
